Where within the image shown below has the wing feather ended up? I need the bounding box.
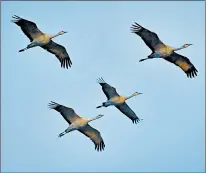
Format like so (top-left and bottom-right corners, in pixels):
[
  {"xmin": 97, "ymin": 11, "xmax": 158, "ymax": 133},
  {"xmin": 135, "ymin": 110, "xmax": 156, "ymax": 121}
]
[
  {"xmin": 41, "ymin": 40, "xmax": 72, "ymax": 69},
  {"xmin": 131, "ymin": 22, "xmax": 164, "ymax": 51},
  {"xmin": 164, "ymin": 52, "xmax": 198, "ymax": 78},
  {"xmin": 48, "ymin": 101, "xmax": 80, "ymax": 124},
  {"xmin": 116, "ymin": 103, "xmax": 141, "ymax": 124},
  {"xmin": 79, "ymin": 124, "xmax": 105, "ymax": 151},
  {"xmin": 97, "ymin": 77, "xmax": 119, "ymax": 99},
  {"xmin": 11, "ymin": 15, "xmax": 43, "ymax": 41}
]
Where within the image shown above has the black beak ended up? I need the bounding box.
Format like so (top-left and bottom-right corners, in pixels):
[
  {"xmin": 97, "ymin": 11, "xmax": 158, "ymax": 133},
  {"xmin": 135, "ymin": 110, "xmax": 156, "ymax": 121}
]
[{"xmin": 138, "ymin": 93, "xmax": 143, "ymax": 95}]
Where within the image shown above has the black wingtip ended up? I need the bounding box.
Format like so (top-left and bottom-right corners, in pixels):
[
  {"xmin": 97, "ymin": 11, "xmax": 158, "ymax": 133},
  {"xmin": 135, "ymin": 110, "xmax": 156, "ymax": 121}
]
[
  {"xmin": 132, "ymin": 118, "xmax": 142, "ymax": 124},
  {"xmin": 96, "ymin": 77, "xmax": 106, "ymax": 86},
  {"xmin": 60, "ymin": 59, "xmax": 72, "ymax": 69},
  {"xmin": 47, "ymin": 101, "xmax": 58, "ymax": 109},
  {"xmin": 95, "ymin": 141, "xmax": 105, "ymax": 152},
  {"xmin": 130, "ymin": 22, "xmax": 143, "ymax": 34},
  {"xmin": 186, "ymin": 66, "xmax": 198, "ymax": 78},
  {"xmin": 12, "ymin": 15, "xmax": 20, "ymax": 19}
]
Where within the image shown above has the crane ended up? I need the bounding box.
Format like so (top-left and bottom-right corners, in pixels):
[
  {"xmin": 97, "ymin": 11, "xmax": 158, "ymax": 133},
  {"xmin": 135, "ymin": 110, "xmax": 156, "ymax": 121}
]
[
  {"xmin": 48, "ymin": 101, "xmax": 105, "ymax": 151},
  {"xmin": 96, "ymin": 77, "xmax": 142, "ymax": 124},
  {"xmin": 11, "ymin": 15, "xmax": 72, "ymax": 69},
  {"xmin": 131, "ymin": 23, "xmax": 198, "ymax": 78}
]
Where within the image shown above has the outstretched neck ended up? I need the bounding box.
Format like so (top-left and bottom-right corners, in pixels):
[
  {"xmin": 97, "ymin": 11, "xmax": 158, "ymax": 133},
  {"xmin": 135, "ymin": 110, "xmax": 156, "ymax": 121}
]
[
  {"xmin": 87, "ymin": 116, "xmax": 99, "ymax": 123},
  {"xmin": 49, "ymin": 33, "xmax": 61, "ymax": 39},
  {"xmin": 125, "ymin": 94, "xmax": 135, "ymax": 100},
  {"xmin": 174, "ymin": 46, "xmax": 185, "ymax": 51}
]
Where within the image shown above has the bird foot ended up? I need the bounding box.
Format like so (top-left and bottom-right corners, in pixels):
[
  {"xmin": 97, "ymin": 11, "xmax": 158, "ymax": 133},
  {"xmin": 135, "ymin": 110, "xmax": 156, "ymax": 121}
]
[
  {"xmin": 58, "ymin": 132, "xmax": 65, "ymax": 138},
  {"xmin": 139, "ymin": 59, "xmax": 145, "ymax": 62},
  {"xmin": 19, "ymin": 49, "xmax": 24, "ymax": 52}
]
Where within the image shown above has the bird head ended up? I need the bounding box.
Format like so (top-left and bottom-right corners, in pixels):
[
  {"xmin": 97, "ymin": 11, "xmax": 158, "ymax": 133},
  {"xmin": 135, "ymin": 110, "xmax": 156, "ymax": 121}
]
[
  {"xmin": 97, "ymin": 114, "xmax": 104, "ymax": 119},
  {"xmin": 58, "ymin": 31, "xmax": 68, "ymax": 35},
  {"xmin": 133, "ymin": 92, "xmax": 143, "ymax": 96},
  {"xmin": 183, "ymin": 44, "xmax": 193, "ymax": 48}
]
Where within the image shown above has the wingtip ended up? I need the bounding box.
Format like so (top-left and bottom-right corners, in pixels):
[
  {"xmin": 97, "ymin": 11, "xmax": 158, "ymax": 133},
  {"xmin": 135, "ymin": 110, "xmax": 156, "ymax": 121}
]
[
  {"xmin": 133, "ymin": 118, "xmax": 143, "ymax": 124},
  {"xmin": 95, "ymin": 141, "xmax": 105, "ymax": 152},
  {"xmin": 60, "ymin": 59, "xmax": 72, "ymax": 69},
  {"xmin": 186, "ymin": 66, "xmax": 198, "ymax": 78},
  {"xmin": 48, "ymin": 101, "xmax": 58, "ymax": 109},
  {"xmin": 96, "ymin": 77, "xmax": 106, "ymax": 84}
]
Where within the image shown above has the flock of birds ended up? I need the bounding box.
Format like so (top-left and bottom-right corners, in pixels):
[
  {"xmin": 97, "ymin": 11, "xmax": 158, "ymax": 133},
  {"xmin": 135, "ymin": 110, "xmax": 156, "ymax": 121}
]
[{"xmin": 12, "ymin": 15, "xmax": 198, "ymax": 152}]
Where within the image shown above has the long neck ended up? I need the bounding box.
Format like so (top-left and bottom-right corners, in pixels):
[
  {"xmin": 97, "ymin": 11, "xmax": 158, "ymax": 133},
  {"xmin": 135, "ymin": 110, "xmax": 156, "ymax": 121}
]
[
  {"xmin": 87, "ymin": 116, "xmax": 99, "ymax": 123},
  {"xmin": 174, "ymin": 46, "xmax": 185, "ymax": 51},
  {"xmin": 49, "ymin": 33, "xmax": 61, "ymax": 39},
  {"xmin": 125, "ymin": 94, "xmax": 135, "ymax": 100}
]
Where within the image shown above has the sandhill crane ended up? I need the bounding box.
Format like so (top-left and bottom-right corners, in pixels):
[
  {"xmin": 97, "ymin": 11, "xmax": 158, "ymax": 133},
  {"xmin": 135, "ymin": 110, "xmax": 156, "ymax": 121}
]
[
  {"xmin": 131, "ymin": 23, "xmax": 198, "ymax": 78},
  {"xmin": 96, "ymin": 78, "xmax": 142, "ymax": 124},
  {"xmin": 11, "ymin": 15, "xmax": 72, "ymax": 69},
  {"xmin": 48, "ymin": 101, "xmax": 105, "ymax": 151}
]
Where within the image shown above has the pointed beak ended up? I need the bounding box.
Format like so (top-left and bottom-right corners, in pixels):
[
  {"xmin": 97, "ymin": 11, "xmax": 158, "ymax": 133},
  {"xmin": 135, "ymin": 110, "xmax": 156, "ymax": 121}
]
[
  {"xmin": 64, "ymin": 31, "xmax": 68, "ymax": 34},
  {"xmin": 188, "ymin": 44, "xmax": 193, "ymax": 46},
  {"xmin": 138, "ymin": 93, "xmax": 143, "ymax": 95}
]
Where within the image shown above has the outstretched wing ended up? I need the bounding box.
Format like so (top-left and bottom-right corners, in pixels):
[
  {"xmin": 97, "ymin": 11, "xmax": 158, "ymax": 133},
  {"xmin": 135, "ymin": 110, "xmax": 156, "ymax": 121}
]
[
  {"xmin": 116, "ymin": 103, "xmax": 141, "ymax": 124},
  {"xmin": 11, "ymin": 15, "xmax": 43, "ymax": 42},
  {"xmin": 41, "ymin": 40, "xmax": 72, "ymax": 69},
  {"xmin": 164, "ymin": 52, "xmax": 198, "ymax": 78},
  {"xmin": 48, "ymin": 101, "xmax": 80, "ymax": 124},
  {"xmin": 131, "ymin": 22, "xmax": 164, "ymax": 51},
  {"xmin": 79, "ymin": 124, "xmax": 105, "ymax": 151},
  {"xmin": 97, "ymin": 77, "xmax": 119, "ymax": 100}
]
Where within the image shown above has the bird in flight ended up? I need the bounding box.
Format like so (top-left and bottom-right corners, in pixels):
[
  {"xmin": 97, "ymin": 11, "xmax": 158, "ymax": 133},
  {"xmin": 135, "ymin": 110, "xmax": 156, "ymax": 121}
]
[
  {"xmin": 48, "ymin": 101, "xmax": 105, "ymax": 151},
  {"xmin": 11, "ymin": 15, "xmax": 72, "ymax": 69},
  {"xmin": 96, "ymin": 77, "xmax": 142, "ymax": 124},
  {"xmin": 131, "ymin": 22, "xmax": 198, "ymax": 78}
]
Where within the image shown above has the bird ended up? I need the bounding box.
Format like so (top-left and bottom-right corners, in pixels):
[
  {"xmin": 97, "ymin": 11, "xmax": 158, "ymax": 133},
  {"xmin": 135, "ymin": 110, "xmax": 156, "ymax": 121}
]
[
  {"xmin": 11, "ymin": 15, "xmax": 72, "ymax": 69},
  {"xmin": 48, "ymin": 101, "xmax": 105, "ymax": 151},
  {"xmin": 96, "ymin": 77, "xmax": 142, "ymax": 124},
  {"xmin": 131, "ymin": 22, "xmax": 198, "ymax": 78}
]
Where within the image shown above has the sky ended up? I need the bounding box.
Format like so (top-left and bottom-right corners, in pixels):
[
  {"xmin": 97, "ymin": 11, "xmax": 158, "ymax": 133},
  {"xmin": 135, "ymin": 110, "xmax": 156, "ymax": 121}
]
[{"xmin": 1, "ymin": 1, "xmax": 205, "ymax": 172}]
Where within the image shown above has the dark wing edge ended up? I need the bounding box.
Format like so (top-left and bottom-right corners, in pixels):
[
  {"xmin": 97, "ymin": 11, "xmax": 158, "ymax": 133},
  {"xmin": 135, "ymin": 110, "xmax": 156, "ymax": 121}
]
[
  {"xmin": 164, "ymin": 52, "xmax": 198, "ymax": 78},
  {"xmin": 41, "ymin": 41, "xmax": 72, "ymax": 69},
  {"xmin": 97, "ymin": 77, "xmax": 119, "ymax": 99},
  {"xmin": 79, "ymin": 124, "xmax": 105, "ymax": 152},
  {"xmin": 130, "ymin": 22, "xmax": 163, "ymax": 51},
  {"xmin": 116, "ymin": 103, "xmax": 142, "ymax": 124},
  {"xmin": 48, "ymin": 101, "xmax": 79, "ymax": 124},
  {"xmin": 11, "ymin": 15, "xmax": 43, "ymax": 42}
]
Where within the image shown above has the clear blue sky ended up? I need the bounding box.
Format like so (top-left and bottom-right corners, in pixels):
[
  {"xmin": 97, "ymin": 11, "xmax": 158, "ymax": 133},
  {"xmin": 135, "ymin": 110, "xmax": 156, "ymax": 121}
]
[{"xmin": 1, "ymin": 1, "xmax": 205, "ymax": 172}]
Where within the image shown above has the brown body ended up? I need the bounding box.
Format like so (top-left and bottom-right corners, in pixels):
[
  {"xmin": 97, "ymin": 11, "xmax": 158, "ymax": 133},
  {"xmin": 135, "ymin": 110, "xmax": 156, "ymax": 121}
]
[{"xmin": 131, "ymin": 22, "xmax": 198, "ymax": 78}]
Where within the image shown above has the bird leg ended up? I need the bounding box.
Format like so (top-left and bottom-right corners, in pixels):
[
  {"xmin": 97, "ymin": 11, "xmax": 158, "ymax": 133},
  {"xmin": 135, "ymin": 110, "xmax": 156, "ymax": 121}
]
[
  {"xmin": 58, "ymin": 131, "xmax": 66, "ymax": 138},
  {"xmin": 139, "ymin": 58, "xmax": 149, "ymax": 62},
  {"xmin": 96, "ymin": 105, "xmax": 103, "ymax": 109},
  {"xmin": 19, "ymin": 42, "xmax": 38, "ymax": 52},
  {"xmin": 96, "ymin": 101, "xmax": 111, "ymax": 108},
  {"xmin": 58, "ymin": 126, "xmax": 75, "ymax": 138},
  {"xmin": 19, "ymin": 47, "xmax": 28, "ymax": 52}
]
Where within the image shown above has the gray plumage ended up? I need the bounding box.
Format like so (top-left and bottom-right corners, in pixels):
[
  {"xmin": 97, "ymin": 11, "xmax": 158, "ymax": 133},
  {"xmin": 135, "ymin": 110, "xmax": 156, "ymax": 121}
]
[
  {"xmin": 48, "ymin": 101, "xmax": 105, "ymax": 151},
  {"xmin": 131, "ymin": 22, "xmax": 198, "ymax": 78},
  {"xmin": 11, "ymin": 15, "xmax": 72, "ymax": 69},
  {"xmin": 97, "ymin": 78, "xmax": 142, "ymax": 124}
]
